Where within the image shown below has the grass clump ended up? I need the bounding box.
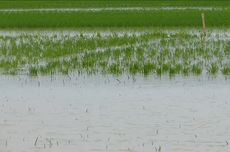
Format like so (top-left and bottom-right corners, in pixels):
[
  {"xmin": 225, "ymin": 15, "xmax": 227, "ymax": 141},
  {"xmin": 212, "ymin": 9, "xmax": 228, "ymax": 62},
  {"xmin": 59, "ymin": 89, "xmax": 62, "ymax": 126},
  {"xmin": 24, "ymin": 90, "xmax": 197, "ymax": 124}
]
[
  {"xmin": 208, "ymin": 63, "xmax": 219, "ymax": 75},
  {"xmin": 29, "ymin": 67, "xmax": 38, "ymax": 76},
  {"xmin": 222, "ymin": 65, "xmax": 230, "ymax": 75}
]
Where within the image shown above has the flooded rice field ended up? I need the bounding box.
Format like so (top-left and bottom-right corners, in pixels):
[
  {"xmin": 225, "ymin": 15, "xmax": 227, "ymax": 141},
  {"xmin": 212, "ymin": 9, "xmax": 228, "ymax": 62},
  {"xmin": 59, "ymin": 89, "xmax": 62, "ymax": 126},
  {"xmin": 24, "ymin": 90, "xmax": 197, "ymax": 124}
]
[
  {"xmin": 0, "ymin": 29, "xmax": 230, "ymax": 76},
  {"xmin": 1, "ymin": 1, "xmax": 230, "ymax": 152},
  {"xmin": 0, "ymin": 75, "xmax": 230, "ymax": 152},
  {"xmin": 0, "ymin": 29, "xmax": 230, "ymax": 152}
]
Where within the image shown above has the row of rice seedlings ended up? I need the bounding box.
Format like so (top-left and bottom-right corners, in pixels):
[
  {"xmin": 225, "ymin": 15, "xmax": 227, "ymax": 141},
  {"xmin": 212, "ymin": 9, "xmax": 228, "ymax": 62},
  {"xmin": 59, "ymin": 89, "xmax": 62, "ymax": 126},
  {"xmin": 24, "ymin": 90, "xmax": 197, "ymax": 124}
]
[
  {"xmin": 28, "ymin": 43, "xmax": 228, "ymax": 77},
  {"xmin": 0, "ymin": 30, "xmax": 229, "ymax": 77},
  {"xmin": 0, "ymin": 32, "xmax": 152, "ymax": 61},
  {"xmin": 0, "ymin": 31, "xmax": 163, "ymax": 71}
]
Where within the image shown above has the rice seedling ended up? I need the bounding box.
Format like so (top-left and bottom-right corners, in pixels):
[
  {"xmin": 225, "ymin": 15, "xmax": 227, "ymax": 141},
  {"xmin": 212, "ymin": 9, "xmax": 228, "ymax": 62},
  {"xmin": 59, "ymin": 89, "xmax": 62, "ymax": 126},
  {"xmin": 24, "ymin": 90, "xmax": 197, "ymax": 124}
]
[
  {"xmin": 208, "ymin": 63, "xmax": 219, "ymax": 75},
  {"xmin": 222, "ymin": 65, "xmax": 230, "ymax": 75},
  {"xmin": 29, "ymin": 67, "xmax": 38, "ymax": 76}
]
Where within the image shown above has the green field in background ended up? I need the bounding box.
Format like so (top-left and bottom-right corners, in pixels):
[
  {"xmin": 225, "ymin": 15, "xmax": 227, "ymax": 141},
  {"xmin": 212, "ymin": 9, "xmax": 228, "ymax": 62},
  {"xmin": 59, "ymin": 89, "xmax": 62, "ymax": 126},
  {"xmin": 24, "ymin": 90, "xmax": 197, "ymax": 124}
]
[
  {"xmin": 1, "ymin": 1, "xmax": 230, "ymax": 8},
  {"xmin": 0, "ymin": 10, "xmax": 229, "ymax": 28},
  {"xmin": 0, "ymin": 0, "xmax": 229, "ymax": 28}
]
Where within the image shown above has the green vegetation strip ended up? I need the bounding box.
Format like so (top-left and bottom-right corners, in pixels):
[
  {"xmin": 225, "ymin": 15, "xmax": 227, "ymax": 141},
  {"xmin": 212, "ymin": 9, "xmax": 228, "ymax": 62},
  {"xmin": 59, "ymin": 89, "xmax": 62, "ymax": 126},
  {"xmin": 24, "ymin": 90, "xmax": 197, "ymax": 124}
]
[
  {"xmin": 0, "ymin": 29, "xmax": 229, "ymax": 77},
  {"xmin": 0, "ymin": 9, "xmax": 230, "ymax": 28},
  {"xmin": 1, "ymin": 1, "xmax": 230, "ymax": 9}
]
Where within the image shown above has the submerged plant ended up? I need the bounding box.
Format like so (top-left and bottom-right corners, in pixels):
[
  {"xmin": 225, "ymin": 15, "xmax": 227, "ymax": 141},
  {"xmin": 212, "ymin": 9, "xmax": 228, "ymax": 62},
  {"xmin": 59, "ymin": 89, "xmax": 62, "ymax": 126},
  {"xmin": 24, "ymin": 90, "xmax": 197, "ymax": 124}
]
[{"xmin": 222, "ymin": 65, "xmax": 230, "ymax": 75}]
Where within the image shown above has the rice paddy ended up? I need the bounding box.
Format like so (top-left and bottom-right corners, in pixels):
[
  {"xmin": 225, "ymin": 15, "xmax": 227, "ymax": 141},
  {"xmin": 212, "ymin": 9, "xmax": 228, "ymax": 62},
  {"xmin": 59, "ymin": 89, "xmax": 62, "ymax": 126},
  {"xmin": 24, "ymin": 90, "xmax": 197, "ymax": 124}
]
[
  {"xmin": 0, "ymin": 29, "xmax": 229, "ymax": 77},
  {"xmin": 1, "ymin": 9, "xmax": 230, "ymax": 28},
  {"xmin": 0, "ymin": 1, "xmax": 229, "ymax": 77},
  {"xmin": 1, "ymin": 1, "xmax": 230, "ymax": 152},
  {"xmin": 2, "ymin": 1, "xmax": 230, "ymax": 28}
]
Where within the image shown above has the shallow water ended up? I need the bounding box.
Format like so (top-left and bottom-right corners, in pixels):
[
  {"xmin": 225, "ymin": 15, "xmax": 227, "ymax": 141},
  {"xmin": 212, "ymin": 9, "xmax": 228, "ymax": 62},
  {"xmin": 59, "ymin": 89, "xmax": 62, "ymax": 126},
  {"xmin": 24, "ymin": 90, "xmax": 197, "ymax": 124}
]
[
  {"xmin": 0, "ymin": 75, "xmax": 230, "ymax": 152},
  {"xmin": 0, "ymin": 7, "xmax": 223, "ymax": 13}
]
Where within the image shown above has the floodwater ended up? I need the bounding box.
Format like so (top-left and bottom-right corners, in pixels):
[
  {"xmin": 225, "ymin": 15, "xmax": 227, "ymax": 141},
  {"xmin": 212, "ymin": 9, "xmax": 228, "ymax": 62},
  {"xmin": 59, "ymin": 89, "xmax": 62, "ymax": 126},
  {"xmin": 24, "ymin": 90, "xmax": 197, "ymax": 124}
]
[{"xmin": 0, "ymin": 75, "xmax": 230, "ymax": 152}]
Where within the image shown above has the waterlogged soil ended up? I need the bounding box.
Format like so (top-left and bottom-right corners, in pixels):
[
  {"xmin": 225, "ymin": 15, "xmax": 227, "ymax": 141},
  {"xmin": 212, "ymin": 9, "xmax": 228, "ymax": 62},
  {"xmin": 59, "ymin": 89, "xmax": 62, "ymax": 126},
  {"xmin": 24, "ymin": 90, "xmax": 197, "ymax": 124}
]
[{"xmin": 0, "ymin": 75, "xmax": 230, "ymax": 152}]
